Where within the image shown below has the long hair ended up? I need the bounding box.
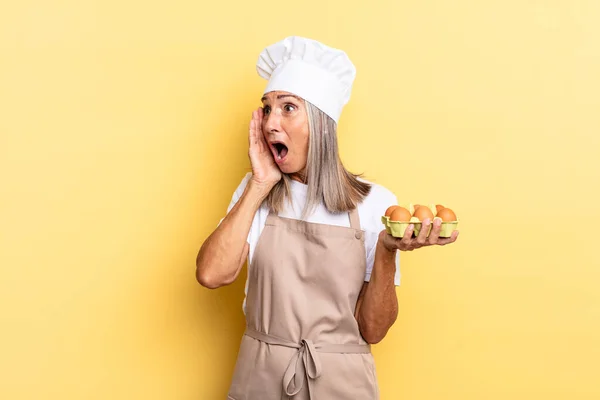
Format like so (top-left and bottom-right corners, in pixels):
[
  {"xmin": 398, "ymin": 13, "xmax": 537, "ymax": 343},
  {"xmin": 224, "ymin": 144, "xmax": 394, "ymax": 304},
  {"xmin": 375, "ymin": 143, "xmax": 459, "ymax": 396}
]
[{"xmin": 265, "ymin": 101, "xmax": 371, "ymax": 218}]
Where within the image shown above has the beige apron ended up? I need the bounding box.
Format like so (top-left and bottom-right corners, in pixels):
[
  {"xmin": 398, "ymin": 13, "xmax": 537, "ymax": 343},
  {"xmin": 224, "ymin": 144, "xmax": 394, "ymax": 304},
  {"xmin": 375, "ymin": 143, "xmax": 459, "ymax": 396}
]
[{"xmin": 227, "ymin": 208, "xmax": 380, "ymax": 400}]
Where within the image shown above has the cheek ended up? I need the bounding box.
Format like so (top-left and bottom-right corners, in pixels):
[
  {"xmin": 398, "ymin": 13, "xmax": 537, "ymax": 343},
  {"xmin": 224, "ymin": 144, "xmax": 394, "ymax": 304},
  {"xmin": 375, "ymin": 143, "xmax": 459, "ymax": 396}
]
[
  {"xmin": 299, "ymin": 129, "xmax": 310, "ymax": 151},
  {"xmin": 290, "ymin": 121, "xmax": 310, "ymax": 151},
  {"xmin": 291, "ymin": 133, "xmax": 309, "ymax": 164}
]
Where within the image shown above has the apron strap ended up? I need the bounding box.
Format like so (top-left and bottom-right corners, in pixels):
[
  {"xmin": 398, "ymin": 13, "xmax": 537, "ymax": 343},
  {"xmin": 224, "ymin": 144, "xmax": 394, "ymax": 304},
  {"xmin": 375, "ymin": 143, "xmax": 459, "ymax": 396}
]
[
  {"xmin": 244, "ymin": 328, "xmax": 370, "ymax": 399},
  {"xmin": 266, "ymin": 207, "xmax": 279, "ymax": 226},
  {"xmin": 348, "ymin": 207, "xmax": 361, "ymax": 230},
  {"xmin": 267, "ymin": 206, "xmax": 361, "ymax": 232}
]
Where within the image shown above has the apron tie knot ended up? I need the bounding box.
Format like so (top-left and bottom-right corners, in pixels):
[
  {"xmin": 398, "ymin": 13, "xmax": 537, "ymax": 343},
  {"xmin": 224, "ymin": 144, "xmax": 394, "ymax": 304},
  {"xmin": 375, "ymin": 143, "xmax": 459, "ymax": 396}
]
[
  {"xmin": 283, "ymin": 338, "xmax": 322, "ymax": 396},
  {"xmin": 243, "ymin": 328, "xmax": 371, "ymax": 399}
]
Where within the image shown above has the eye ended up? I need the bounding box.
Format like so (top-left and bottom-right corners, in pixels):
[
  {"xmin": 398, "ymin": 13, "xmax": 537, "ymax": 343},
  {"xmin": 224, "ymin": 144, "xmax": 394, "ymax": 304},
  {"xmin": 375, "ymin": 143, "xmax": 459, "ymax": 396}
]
[
  {"xmin": 263, "ymin": 105, "xmax": 271, "ymax": 115},
  {"xmin": 284, "ymin": 104, "xmax": 296, "ymax": 112}
]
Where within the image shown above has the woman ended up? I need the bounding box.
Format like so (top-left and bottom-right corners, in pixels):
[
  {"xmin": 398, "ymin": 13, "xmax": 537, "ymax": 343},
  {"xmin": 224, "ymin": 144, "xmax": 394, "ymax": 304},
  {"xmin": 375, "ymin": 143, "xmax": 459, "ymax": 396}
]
[{"xmin": 196, "ymin": 36, "xmax": 459, "ymax": 400}]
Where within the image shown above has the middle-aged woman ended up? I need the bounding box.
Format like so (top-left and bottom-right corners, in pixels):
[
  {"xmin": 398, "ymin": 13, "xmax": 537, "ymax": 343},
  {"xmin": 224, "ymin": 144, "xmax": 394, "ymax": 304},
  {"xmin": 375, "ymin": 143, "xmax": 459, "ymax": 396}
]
[{"xmin": 196, "ymin": 36, "xmax": 459, "ymax": 400}]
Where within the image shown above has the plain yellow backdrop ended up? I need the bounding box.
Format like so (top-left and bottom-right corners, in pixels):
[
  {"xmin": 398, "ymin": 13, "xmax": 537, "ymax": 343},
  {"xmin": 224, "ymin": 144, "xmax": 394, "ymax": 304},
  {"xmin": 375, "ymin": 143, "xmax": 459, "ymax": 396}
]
[{"xmin": 1, "ymin": 0, "xmax": 599, "ymax": 399}]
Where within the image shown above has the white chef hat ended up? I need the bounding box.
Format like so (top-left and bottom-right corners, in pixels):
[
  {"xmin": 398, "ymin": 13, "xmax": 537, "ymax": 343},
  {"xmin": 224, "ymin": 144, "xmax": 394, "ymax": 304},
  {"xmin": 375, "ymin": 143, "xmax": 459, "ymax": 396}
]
[{"xmin": 256, "ymin": 36, "xmax": 356, "ymax": 124}]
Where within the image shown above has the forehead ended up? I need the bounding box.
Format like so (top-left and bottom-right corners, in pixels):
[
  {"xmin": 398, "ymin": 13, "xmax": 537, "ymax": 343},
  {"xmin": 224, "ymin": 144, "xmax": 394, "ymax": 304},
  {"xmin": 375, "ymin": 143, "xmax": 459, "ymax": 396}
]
[{"xmin": 261, "ymin": 91, "xmax": 304, "ymax": 103}]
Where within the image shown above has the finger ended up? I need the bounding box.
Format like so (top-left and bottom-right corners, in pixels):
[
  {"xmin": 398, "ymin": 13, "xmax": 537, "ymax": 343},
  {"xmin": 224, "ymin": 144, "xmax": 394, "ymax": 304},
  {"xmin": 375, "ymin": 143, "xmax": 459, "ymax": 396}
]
[
  {"xmin": 251, "ymin": 109, "xmax": 267, "ymax": 150},
  {"xmin": 255, "ymin": 109, "xmax": 268, "ymax": 145},
  {"xmin": 254, "ymin": 113, "xmax": 263, "ymax": 145},
  {"xmin": 251, "ymin": 110, "xmax": 257, "ymax": 130},
  {"xmin": 396, "ymin": 237, "xmax": 414, "ymax": 251},
  {"xmin": 401, "ymin": 224, "xmax": 414, "ymax": 245},
  {"xmin": 428, "ymin": 217, "xmax": 442, "ymax": 244},
  {"xmin": 438, "ymin": 230, "xmax": 459, "ymax": 246},
  {"xmin": 256, "ymin": 108, "xmax": 264, "ymax": 133},
  {"xmin": 249, "ymin": 112, "xmax": 256, "ymax": 145},
  {"xmin": 415, "ymin": 219, "xmax": 430, "ymax": 246}
]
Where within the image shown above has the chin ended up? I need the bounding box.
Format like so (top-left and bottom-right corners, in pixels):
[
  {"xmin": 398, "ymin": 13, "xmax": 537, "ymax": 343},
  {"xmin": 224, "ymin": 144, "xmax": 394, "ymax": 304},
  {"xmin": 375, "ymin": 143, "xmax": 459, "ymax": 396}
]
[
  {"xmin": 279, "ymin": 165, "xmax": 296, "ymax": 175},
  {"xmin": 276, "ymin": 155, "xmax": 306, "ymax": 176}
]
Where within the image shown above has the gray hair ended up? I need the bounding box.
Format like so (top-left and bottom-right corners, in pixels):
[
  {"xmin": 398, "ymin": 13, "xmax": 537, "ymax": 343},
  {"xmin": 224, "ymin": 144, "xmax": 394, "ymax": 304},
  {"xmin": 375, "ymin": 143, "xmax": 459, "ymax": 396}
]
[{"xmin": 265, "ymin": 101, "xmax": 371, "ymax": 218}]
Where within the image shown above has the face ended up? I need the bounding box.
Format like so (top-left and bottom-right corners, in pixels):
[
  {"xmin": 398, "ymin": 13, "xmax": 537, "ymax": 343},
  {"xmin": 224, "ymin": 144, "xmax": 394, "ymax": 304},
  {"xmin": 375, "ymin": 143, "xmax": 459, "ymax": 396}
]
[{"xmin": 261, "ymin": 91, "xmax": 310, "ymax": 180}]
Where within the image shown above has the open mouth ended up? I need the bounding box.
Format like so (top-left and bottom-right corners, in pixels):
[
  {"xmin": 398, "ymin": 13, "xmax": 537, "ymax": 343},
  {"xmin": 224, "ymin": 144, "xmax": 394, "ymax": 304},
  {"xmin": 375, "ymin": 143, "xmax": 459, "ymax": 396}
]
[{"xmin": 271, "ymin": 142, "xmax": 289, "ymax": 161}]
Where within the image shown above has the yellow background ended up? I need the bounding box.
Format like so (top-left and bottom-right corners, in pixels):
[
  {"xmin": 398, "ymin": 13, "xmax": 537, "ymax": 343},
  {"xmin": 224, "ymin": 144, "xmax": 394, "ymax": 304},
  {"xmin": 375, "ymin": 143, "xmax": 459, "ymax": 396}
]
[{"xmin": 1, "ymin": 0, "xmax": 599, "ymax": 399}]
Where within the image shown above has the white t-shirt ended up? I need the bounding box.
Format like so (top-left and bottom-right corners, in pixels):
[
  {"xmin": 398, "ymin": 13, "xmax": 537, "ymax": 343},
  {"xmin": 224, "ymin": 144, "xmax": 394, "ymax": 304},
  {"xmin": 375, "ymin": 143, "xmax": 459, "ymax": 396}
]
[{"xmin": 223, "ymin": 172, "xmax": 401, "ymax": 313}]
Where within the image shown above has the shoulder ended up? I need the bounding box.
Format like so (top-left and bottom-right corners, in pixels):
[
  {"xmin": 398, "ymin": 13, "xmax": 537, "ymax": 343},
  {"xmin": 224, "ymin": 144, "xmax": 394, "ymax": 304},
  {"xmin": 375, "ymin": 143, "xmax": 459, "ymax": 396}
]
[
  {"xmin": 238, "ymin": 172, "xmax": 253, "ymax": 190},
  {"xmin": 356, "ymin": 178, "xmax": 397, "ymax": 231},
  {"xmin": 232, "ymin": 172, "xmax": 252, "ymax": 197},
  {"xmin": 358, "ymin": 177, "xmax": 397, "ymax": 211},
  {"xmin": 225, "ymin": 172, "xmax": 253, "ymax": 212}
]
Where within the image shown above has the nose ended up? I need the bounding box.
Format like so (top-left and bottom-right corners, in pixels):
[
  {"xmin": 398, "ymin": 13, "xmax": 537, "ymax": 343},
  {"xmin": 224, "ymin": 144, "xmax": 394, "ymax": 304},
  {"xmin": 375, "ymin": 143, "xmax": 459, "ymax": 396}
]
[{"xmin": 263, "ymin": 110, "xmax": 281, "ymax": 133}]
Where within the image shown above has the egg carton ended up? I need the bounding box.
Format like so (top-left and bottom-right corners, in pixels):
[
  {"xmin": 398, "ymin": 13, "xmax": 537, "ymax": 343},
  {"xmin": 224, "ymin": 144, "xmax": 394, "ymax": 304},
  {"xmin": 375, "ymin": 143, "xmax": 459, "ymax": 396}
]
[{"xmin": 381, "ymin": 204, "xmax": 459, "ymax": 238}]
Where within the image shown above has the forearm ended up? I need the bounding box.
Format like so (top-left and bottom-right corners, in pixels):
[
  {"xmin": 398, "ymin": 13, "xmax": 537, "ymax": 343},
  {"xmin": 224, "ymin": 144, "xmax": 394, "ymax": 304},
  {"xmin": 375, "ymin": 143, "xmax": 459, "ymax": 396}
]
[
  {"xmin": 196, "ymin": 181, "xmax": 270, "ymax": 288},
  {"xmin": 357, "ymin": 240, "xmax": 399, "ymax": 343}
]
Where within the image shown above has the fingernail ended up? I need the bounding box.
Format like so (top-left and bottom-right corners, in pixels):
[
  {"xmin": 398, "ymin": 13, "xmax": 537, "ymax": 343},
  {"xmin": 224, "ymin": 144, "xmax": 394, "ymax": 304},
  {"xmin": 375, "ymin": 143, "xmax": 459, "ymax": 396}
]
[{"xmin": 424, "ymin": 218, "xmax": 431, "ymax": 225}]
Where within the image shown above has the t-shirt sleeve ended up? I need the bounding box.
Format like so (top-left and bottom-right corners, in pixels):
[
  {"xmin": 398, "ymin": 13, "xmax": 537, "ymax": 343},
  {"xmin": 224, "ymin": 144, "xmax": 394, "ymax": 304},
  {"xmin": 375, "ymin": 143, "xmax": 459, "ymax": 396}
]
[{"xmin": 363, "ymin": 188, "xmax": 401, "ymax": 286}]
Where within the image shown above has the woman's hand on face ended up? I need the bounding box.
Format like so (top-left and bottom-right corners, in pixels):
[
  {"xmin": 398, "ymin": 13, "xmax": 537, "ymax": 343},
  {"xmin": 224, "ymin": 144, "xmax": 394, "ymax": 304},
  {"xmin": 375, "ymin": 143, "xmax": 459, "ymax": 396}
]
[
  {"xmin": 379, "ymin": 218, "xmax": 459, "ymax": 252},
  {"xmin": 248, "ymin": 107, "xmax": 282, "ymax": 190}
]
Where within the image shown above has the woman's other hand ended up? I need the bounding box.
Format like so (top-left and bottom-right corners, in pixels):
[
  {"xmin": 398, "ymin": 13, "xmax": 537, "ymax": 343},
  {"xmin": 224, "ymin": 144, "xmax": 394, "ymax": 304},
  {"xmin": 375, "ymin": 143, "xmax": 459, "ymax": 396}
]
[
  {"xmin": 248, "ymin": 107, "xmax": 281, "ymax": 190},
  {"xmin": 379, "ymin": 218, "xmax": 459, "ymax": 252}
]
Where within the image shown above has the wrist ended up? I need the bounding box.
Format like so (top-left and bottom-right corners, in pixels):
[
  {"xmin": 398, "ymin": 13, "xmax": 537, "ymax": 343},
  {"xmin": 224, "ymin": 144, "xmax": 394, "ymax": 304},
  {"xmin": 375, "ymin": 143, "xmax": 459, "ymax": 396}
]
[
  {"xmin": 377, "ymin": 231, "xmax": 397, "ymax": 255},
  {"xmin": 248, "ymin": 179, "xmax": 274, "ymax": 202}
]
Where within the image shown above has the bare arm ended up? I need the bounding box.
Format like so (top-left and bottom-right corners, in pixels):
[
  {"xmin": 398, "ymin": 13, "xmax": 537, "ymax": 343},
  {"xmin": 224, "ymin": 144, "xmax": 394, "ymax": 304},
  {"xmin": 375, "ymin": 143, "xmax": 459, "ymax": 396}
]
[
  {"xmin": 196, "ymin": 107, "xmax": 281, "ymax": 289},
  {"xmin": 195, "ymin": 180, "xmax": 272, "ymax": 289},
  {"xmin": 355, "ymin": 237, "xmax": 398, "ymax": 344},
  {"xmin": 356, "ymin": 218, "xmax": 459, "ymax": 343}
]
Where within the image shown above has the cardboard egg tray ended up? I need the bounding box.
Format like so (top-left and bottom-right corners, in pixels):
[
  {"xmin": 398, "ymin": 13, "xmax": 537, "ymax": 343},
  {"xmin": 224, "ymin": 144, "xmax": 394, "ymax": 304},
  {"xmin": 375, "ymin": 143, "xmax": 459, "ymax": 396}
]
[{"xmin": 382, "ymin": 204, "xmax": 459, "ymax": 238}]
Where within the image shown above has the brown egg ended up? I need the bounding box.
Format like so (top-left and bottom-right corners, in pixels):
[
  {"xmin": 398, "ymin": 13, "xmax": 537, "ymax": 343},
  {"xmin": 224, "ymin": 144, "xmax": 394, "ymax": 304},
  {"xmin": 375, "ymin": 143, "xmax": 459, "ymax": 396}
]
[
  {"xmin": 413, "ymin": 204, "xmax": 421, "ymax": 210},
  {"xmin": 413, "ymin": 206, "xmax": 434, "ymax": 221},
  {"xmin": 436, "ymin": 208, "xmax": 457, "ymax": 221},
  {"xmin": 390, "ymin": 207, "xmax": 411, "ymax": 222},
  {"xmin": 435, "ymin": 204, "xmax": 445, "ymax": 213},
  {"xmin": 385, "ymin": 205, "xmax": 399, "ymax": 217}
]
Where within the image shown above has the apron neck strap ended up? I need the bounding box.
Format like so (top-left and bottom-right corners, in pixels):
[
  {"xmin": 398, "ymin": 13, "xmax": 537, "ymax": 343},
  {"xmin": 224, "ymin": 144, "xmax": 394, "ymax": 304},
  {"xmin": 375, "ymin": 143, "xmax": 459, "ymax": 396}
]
[
  {"xmin": 267, "ymin": 206, "xmax": 361, "ymax": 230},
  {"xmin": 348, "ymin": 207, "xmax": 360, "ymax": 230}
]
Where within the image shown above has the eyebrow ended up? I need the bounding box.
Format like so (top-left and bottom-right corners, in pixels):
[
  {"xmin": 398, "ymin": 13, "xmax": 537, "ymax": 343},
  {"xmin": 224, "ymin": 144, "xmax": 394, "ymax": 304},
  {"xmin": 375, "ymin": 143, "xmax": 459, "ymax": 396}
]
[{"xmin": 261, "ymin": 94, "xmax": 303, "ymax": 102}]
